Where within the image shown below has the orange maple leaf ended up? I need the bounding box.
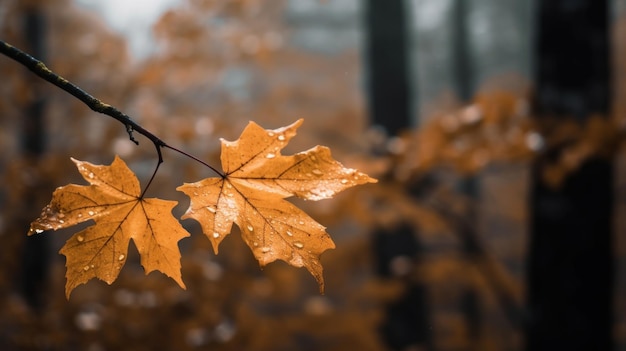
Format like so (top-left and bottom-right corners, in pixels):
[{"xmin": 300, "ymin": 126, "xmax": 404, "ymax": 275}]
[
  {"xmin": 177, "ymin": 119, "xmax": 376, "ymax": 292},
  {"xmin": 29, "ymin": 156, "xmax": 190, "ymax": 298}
]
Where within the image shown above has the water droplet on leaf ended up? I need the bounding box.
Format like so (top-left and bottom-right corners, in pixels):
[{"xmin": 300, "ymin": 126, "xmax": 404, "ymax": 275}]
[
  {"xmin": 294, "ymin": 242, "xmax": 304, "ymax": 249},
  {"xmin": 266, "ymin": 153, "xmax": 276, "ymax": 159},
  {"xmin": 118, "ymin": 254, "xmax": 125, "ymax": 261}
]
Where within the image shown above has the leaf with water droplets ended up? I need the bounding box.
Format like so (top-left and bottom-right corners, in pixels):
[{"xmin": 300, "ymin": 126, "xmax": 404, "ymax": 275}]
[
  {"xmin": 28, "ymin": 156, "xmax": 190, "ymax": 298},
  {"xmin": 177, "ymin": 119, "xmax": 376, "ymax": 292}
]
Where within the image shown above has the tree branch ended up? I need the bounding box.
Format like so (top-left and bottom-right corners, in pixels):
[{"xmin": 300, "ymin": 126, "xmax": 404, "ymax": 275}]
[
  {"xmin": 0, "ymin": 40, "xmax": 225, "ymax": 177},
  {"xmin": 0, "ymin": 40, "xmax": 164, "ymax": 161}
]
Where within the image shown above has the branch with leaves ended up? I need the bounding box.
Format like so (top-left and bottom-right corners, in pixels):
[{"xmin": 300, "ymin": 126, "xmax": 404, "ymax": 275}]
[{"xmin": 1, "ymin": 40, "xmax": 376, "ymax": 298}]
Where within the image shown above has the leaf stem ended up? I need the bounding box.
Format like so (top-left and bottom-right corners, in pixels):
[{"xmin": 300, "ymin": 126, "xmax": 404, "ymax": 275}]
[
  {"xmin": 141, "ymin": 158, "xmax": 162, "ymax": 199},
  {"xmin": 164, "ymin": 144, "xmax": 225, "ymax": 177},
  {"xmin": 0, "ymin": 40, "xmax": 225, "ymax": 182}
]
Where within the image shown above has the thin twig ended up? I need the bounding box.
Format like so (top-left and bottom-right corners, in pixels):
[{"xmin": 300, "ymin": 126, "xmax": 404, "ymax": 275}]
[
  {"xmin": 0, "ymin": 40, "xmax": 225, "ymax": 180},
  {"xmin": 141, "ymin": 158, "xmax": 162, "ymax": 199},
  {"xmin": 0, "ymin": 41, "xmax": 161, "ymax": 152},
  {"xmin": 164, "ymin": 144, "xmax": 224, "ymax": 178}
]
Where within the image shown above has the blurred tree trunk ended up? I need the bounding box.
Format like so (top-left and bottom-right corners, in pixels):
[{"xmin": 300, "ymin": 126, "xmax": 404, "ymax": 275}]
[
  {"xmin": 364, "ymin": 0, "xmax": 411, "ymax": 135},
  {"xmin": 19, "ymin": 5, "xmax": 50, "ymax": 310},
  {"xmin": 451, "ymin": 2, "xmax": 486, "ymax": 348},
  {"xmin": 365, "ymin": 1, "xmax": 432, "ymax": 350},
  {"xmin": 452, "ymin": 0, "xmax": 472, "ymax": 102},
  {"xmin": 527, "ymin": 1, "xmax": 613, "ymax": 350},
  {"xmin": 373, "ymin": 223, "xmax": 432, "ymax": 350}
]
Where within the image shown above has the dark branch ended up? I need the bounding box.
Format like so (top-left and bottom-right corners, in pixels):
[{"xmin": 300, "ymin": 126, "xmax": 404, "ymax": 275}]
[
  {"xmin": 164, "ymin": 144, "xmax": 224, "ymax": 178},
  {"xmin": 0, "ymin": 40, "xmax": 163, "ymax": 155},
  {"xmin": 0, "ymin": 40, "xmax": 225, "ymax": 178}
]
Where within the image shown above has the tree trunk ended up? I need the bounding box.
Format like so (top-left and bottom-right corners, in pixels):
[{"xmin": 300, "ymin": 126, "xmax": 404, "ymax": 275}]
[
  {"xmin": 452, "ymin": 0, "xmax": 472, "ymax": 102},
  {"xmin": 364, "ymin": 0, "xmax": 412, "ymax": 135},
  {"xmin": 527, "ymin": 1, "xmax": 613, "ymax": 350},
  {"xmin": 19, "ymin": 6, "xmax": 50, "ymax": 310},
  {"xmin": 365, "ymin": 2, "xmax": 432, "ymax": 349}
]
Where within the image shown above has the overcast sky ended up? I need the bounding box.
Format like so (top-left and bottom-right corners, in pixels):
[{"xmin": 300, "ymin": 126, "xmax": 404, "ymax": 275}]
[{"xmin": 75, "ymin": 0, "xmax": 180, "ymax": 59}]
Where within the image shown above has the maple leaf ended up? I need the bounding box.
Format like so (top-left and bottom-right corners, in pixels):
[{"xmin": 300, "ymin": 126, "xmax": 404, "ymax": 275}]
[
  {"xmin": 29, "ymin": 156, "xmax": 190, "ymax": 298},
  {"xmin": 177, "ymin": 119, "xmax": 376, "ymax": 292}
]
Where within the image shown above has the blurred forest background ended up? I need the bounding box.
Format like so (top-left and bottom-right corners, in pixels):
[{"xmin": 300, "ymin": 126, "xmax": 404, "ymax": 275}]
[{"xmin": 0, "ymin": 0, "xmax": 625, "ymax": 350}]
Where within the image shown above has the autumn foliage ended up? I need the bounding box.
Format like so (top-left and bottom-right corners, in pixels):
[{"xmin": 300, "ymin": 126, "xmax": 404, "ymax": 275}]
[
  {"xmin": 178, "ymin": 119, "xmax": 375, "ymax": 292},
  {"xmin": 27, "ymin": 118, "xmax": 374, "ymax": 298},
  {"xmin": 29, "ymin": 156, "xmax": 190, "ymax": 297}
]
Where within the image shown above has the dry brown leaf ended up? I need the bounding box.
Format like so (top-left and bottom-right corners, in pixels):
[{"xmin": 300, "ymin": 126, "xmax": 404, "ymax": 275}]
[
  {"xmin": 177, "ymin": 119, "xmax": 376, "ymax": 292},
  {"xmin": 29, "ymin": 156, "xmax": 190, "ymax": 298}
]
